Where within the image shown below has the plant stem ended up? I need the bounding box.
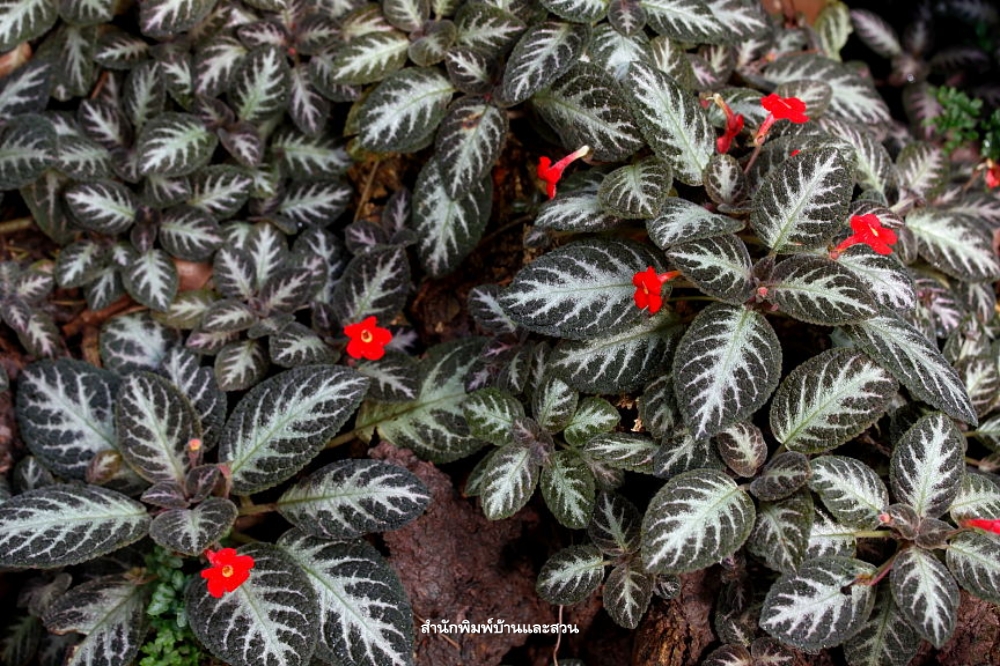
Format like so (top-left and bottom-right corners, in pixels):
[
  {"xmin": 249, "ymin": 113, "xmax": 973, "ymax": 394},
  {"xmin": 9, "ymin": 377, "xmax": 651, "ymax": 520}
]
[
  {"xmin": 326, "ymin": 429, "xmax": 362, "ymax": 449},
  {"xmin": 237, "ymin": 502, "xmax": 277, "ymax": 516},
  {"xmin": 0, "ymin": 217, "xmax": 34, "ymax": 235},
  {"xmin": 851, "ymin": 530, "xmax": 893, "ymax": 539}
]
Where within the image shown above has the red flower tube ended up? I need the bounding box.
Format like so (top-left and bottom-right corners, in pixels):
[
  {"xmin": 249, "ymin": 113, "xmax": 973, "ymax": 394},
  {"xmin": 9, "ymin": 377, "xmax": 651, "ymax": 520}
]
[{"xmin": 537, "ymin": 146, "xmax": 591, "ymax": 199}]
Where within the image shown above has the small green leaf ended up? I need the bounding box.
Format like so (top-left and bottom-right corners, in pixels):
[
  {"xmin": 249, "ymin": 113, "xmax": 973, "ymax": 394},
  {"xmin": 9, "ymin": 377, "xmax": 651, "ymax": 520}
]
[{"xmin": 541, "ymin": 450, "xmax": 595, "ymax": 529}]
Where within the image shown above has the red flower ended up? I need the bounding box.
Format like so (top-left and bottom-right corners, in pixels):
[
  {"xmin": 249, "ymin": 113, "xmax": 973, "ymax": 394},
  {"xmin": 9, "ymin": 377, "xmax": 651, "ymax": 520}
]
[
  {"xmin": 344, "ymin": 316, "xmax": 392, "ymax": 361},
  {"xmin": 201, "ymin": 548, "xmax": 254, "ymax": 598},
  {"xmin": 717, "ymin": 112, "xmax": 745, "ymax": 154},
  {"xmin": 537, "ymin": 146, "xmax": 590, "ymax": 199},
  {"xmin": 963, "ymin": 518, "xmax": 1000, "ymax": 534},
  {"xmin": 633, "ymin": 267, "xmax": 681, "ymax": 314},
  {"xmin": 754, "ymin": 94, "xmax": 809, "ymax": 146},
  {"xmin": 985, "ymin": 160, "xmax": 1000, "ymax": 189},
  {"xmin": 834, "ymin": 214, "xmax": 898, "ymax": 256},
  {"xmin": 760, "ymin": 94, "xmax": 809, "ymax": 123}
]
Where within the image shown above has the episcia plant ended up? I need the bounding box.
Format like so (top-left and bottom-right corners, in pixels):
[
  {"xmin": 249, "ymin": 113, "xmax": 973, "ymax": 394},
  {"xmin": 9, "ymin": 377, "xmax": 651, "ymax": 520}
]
[{"xmin": 1, "ymin": 0, "xmax": 1000, "ymax": 665}]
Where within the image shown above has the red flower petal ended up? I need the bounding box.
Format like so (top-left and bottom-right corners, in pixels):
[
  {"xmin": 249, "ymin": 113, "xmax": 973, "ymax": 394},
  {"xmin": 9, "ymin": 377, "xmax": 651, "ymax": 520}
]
[
  {"xmin": 965, "ymin": 518, "xmax": 1000, "ymax": 534},
  {"xmin": 201, "ymin": 548, "xmax": 255, "ymax": 598},
  {"xmin": 344, "ymin": 316, "xmax": 392, "ymax": 361},
  {"xmin": 760, "ymin": 93, "xmax": 809, "ymax": 123}
]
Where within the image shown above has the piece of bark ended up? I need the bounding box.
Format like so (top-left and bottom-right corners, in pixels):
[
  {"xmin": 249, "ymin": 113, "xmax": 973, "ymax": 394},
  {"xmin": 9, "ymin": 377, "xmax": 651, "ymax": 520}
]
[
  {"xmin": 632, "ymin": 571, "xmax": 717, "ymax": 666},
  {"xmin": 372, "ymin": 441, "xmax": 575, "ymax": 666}
]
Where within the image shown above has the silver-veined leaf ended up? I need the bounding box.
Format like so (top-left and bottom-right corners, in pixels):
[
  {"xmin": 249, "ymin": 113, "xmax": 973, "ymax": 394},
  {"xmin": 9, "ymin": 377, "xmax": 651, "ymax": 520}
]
[
  {"xmin": 161, "ymin": 347, "xmax": 226, "ymax": 449},
  {"xmin": 750, "ymin": 146, "xmax": 852, "ymax": 252},
  {"xmin": 288, "ymin": 65, "xmax": 329, "ymax": 136},
  {"xmin": 604, "ymin": 563, "xmax": 654, "ymax": 629},
  {"xmin": 0, "ymin": 60, "xmax": 52, "ymax": 119},
  {"xmin": 564, "ymin": 396, "xmax": 620, "ymax": 447},
  {"xmin": 42, "ymin": 577, "xmax": 147, "ymax": 666},
  {"xmin": 673, "ymin": 303, "xmax": 780, "ymax": 438},
  {"xmin": 890, "ymin": 412, "xmax": 965, "ymax": 519},
  {"xmin": 56, "ymin": 135, "xmax": 113, "ymax": 182},
  {"xmin": 764, "ymin": 53, "xmax": 890, "ymax": 126},
  {"xmin": 748, "ymin": 490, "xmax": 814, "ymax": 574},
  {"xmin": 549, "ymin": 309, "xmax": 679, "ymax": 392},
  {"xmin": 221, "ymin": 365, "xmax": 370, "ymax": 494},
  {"xmin": 330, "ymin": 31, "xmax": 409, "ymax": 85},
  {"xmin": 748, "ymin": 451, "xmax": 810, "ymax": 502},
  {"xmin": 653, "ymin": 432, "xmax": 721, "ymax": 478},
  {"xmin": 94, "ymin": 28, "xmax": 149, "ymax": 69},
  {"xmin": 277, "ymin": 530, "xmax": 414, "ymax": 666},
  {"xmin": 140, "ymin": 0, "xmax": 217, "ymax": 37},
  {"xmin": 123, "ymin": 249, "xmax": 178, "ymax": 312},
  {"xmin": 949, "ymin": 473, "xmax": 1000, "ymax": 523},
  {"xmin": 770, "ymin": 348, "xmax": 897, "ymax": 454},
  {"xmin": 532, "ymin": 63, "xmax": 644, "ymax": 162},
  {"xmin": 541, "ymin": 450, "xmax": 595, "ymax": 529},
  {"xmin": 889, "ymin": 547, "xmax": 958, "ymax": 648},
  {"xmin": 714, "ymin": 421, "xmax": 766, "ymax": 478},
  {"xmin": 215, "ymin": 341, "xmax": 268, "ymax": 390},
  {"xmin": 454, "ymin": 2, "xmax": 525, "ymax": 56},
  {"xmin": 842, "ymin": 588, "xmax": 920, "ymax": 666},
  {"xmin": 186, "ymin": 543, "xmax": 319, "ymax": 666},
  {"xmin": 468, "ymin": 284, "xmax": 518, "ymax": 335},
  {"xmin": 194, "ymin": 36, "xmax": 247, "ymax": 97},
  {"xmin": 55, "ymin": 240, "xmax": 104, "ymax": 289},
  {"xmin": 640, "ymin": 0, "xmax": 732, "ymax": 44},
  {"xmin": 624, "ymin": 60, "xmax": 713, "ymax": 185},
  {"xmin": 815, "ymin": 0, "xmax": 852, "ymax": 60},
  {"xmin": 498, "ymin": 21, "xmax": 590, "ymax": 106},
  {"xmin": 462, "ymin": 388, "xmax": 525, "ymax": 446},
  {"xmin": 641, "ymin": 469, "xmax": 754, "ymax": 574},
  {"xmin": 277, "ymin": 460, "xmax": 430, "ymax": 539},
  {"xmin": 844, "ymin": 311, "xmax": 977, "ymax": 424},
  {"xmin": 540, "ymin": 0, "xmax": 609, "ymax": 22},
  {"xmin": 331, "ymin": 245, "xmax": 410, "ymax": 324},
  {"xmin": 271, "ymin": 129, "xmax": 350, "ymax": 181},
  {"xmin": 356, "ymin": 339, "xmax": 487, "ymax": 463},
  {"xmin": 480, "ymin": 441, "xmax": 540, "ymax": 520},
  {"xmin": 100, "ymin": 311, "xmax": 179, "ymax": 374},
  {"xmin": 123, "ymin": 60, "xmax": 164, "ymax": 131},
  {"xmin": 836, "ymin": 246, "xmax": 916, "ymax": 311},
  {"xmin": 159, "ymin": 206, "xmax": 224, "ymax": 261},
  {"xmin": 666, "ymin": 234, "xmax": 753, "ymax": 305},
  {"xmin": 229, "ymin": 45, "xmax": 291, "ymax": 124},
  {"xmin": 277, "ymin": 180, "xmax": 352, "ymax": 228},
  {"xmin": 647, "ymin": 198, "xmax": 745, "ymax": 248},
  {"xmin": 269, "ymin": 323, "xmax": 336, "ymax": 368},
  {"xmin": 15, "ymin": 359, "xmax": 118, "ymax": 479},
  {"xmin": 597, "ymin": 157, "xmax": 671, "ymax": 219},
  {"xmin": 357, "ymin": 67, "xmax": 455, "ymax": 153},
  {"xmin": 768, "ymin": 255, "xmax": 877, "ymax": 325},
  {"xmin": 188, "ymin": 166, "xmax": 252, "ymax": 220},
  {"xmin": 807, "ymin": 508, "xmax": 857, "ymax": 560},
  {"xmin": 849, "ymin": 9, "xmax": 901, "ymax": 59},
  {"xmin": 149, "ymin": 498, "xmax": 238, "ymax": 556},
  {"xmin": 536, "ymin": 544, "xmax": 605, "ymax": 604},
  {"xmin": 137, "ymin": 112, "xmax": 217, "ymax": 178},
  {"xmin": 0, "ymin": 485, "xmax": 148, "ymax": 568},
  {"xmin": 0, "ymin": 0, "xmax": 57, "ymax": 52},
  {"xmin": 434, "ymin": 97, "xmax": 507, "ymax": 199},
  {"xmin": 809, "ymin": 455, "xmax": 888, "ymax": 529},
  {"xmin": 412, "ymin": 159, "xmax": 492, "ymax": 278},
  {"xmin": 760, "ymin": 556, "xmax": 876, "ymax": 651},
  {"xmin": 588, "ymin": 491, "xmax": 640, "ymax": 554},
  {"xmin": 946, "ymin": 531, "xmax": 1000, "ymax": 605},
  {"xmin": 116, "ymin": 372, "xmax": 197, "ymax": 484},
  {"xmin": 534, "ymin": 187, "xmax": 621, "ymax": 232},
  {"xmin": 500, "ymin": 238, "xmax": 662, "ymax": 340},
  {"xmin": 896, "ymin": 142, "xmax": 948, "ymax": 200},
  {"xmin": 583, "ymin": 432, "xmax": 657, "ymax": 473},
  {"xmin": 0, "ymin": 114, "xmax": 55, "ymax": 190},
  {"xmin": 533, "ymin": 374, "xmax": 577, "ymax": 433},
  {"xmin": 905, "ymin": 208, "xmax": 1000, "ymax": 282},
  {"xmin": 64, "ymin": 180, "xmax": 137, "ymax": 234}
]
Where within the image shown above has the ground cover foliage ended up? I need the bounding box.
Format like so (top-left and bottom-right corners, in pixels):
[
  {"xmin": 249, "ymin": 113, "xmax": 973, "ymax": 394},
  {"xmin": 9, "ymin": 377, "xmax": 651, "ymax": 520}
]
[{"xmin": 0, "ymin": 0, "xmax": 999, "ymax": 665}]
